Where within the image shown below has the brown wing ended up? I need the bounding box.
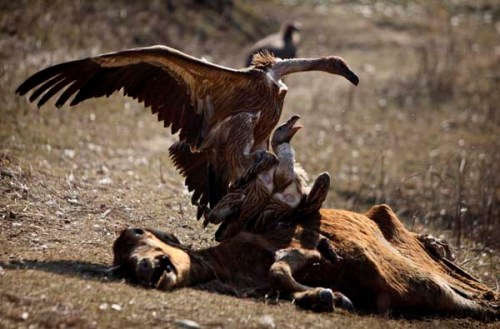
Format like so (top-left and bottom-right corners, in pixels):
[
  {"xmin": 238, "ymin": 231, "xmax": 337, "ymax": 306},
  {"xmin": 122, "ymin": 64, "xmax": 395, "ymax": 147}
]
[
  {"xmin": 16, "ymin": 45, "xmax": 255, "ymax": 148},
  {"xmin": 169, "ymin": 112, "xmax": 269, "ymax": 212},
  {"xmin": 168, "ymin": 141, "xmax": 209, "ymax": 208}
]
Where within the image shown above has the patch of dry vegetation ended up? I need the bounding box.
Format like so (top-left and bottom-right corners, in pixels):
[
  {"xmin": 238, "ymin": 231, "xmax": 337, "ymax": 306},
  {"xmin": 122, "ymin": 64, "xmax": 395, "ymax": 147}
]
[{"xmin": 0, "ymin": 0, "xmax": 498, "ymax": 328}]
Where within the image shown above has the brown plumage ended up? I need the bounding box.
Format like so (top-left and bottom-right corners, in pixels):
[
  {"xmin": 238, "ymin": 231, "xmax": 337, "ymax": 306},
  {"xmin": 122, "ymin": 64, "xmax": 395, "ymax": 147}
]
[
  {"xmin": 245, "ymin": 22, "xmax": 301, "ymax": 67},
  {"xmin": 254, "ymin": 132, "xmax": 332, "ymax": 228},
  {"xmin": 16, "ymin": 45, "xmax": 359, "ymax": 211},
  {"xmin": 209, "ymin": 151, "xmax": 279, "ymax": 241},
  {"xmin": 210, "ymin": 115, "xmax": 303, "ymax": 240},
  {"xmin": 211, "ymin": 118, "xmax": 332, "ymax": 240}
]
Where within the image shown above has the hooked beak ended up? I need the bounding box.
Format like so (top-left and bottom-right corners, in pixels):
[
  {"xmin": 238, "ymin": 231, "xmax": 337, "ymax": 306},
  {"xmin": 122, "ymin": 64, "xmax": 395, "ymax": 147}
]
[
  {"xmin": 287, "ymin": 115, "xmax": 303, "ymax": 138},
  {"xmin": 344, "ymin": 69, "xmax": 359, "ymax": 86}
]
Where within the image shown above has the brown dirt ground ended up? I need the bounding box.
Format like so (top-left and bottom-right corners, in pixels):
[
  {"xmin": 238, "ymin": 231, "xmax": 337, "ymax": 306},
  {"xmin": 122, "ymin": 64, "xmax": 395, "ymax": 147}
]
[{"xmin": 1, "ymin": 1, "xmax": 498, "ymax": 328}]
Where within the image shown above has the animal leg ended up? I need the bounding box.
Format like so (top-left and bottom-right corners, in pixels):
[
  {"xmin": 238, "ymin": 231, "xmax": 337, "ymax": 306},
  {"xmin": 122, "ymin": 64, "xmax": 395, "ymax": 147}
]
[
  {"xmin": 269, "ymin": 248, "xmax": 317, "ymax": 292},
  {"xmin": 418, "ymin": 233, "xmax": 456, "ymax": 261},
  {"xmin": 268, "ymin": 247, "xmax": 353, "ymax": 312},
  {"xmin": 293, "ymin": 289, "xmax": 354, "ymax": 312},
  {"xmin": 316, "ymin": 236, "xmax": 343, "ymax": 263}
]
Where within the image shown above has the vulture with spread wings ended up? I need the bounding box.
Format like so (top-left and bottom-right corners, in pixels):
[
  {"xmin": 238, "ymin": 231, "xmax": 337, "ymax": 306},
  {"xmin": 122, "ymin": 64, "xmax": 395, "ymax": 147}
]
[{"xmin": 16, "ymin": 45, "xmax": 359, "ymax": 215}]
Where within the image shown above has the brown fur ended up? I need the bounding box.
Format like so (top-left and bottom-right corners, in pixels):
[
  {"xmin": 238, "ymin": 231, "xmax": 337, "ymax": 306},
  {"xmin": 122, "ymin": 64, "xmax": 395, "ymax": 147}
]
[{"xmin": 112, "ymin": 205, "xmax": 499, "ymax": 319}]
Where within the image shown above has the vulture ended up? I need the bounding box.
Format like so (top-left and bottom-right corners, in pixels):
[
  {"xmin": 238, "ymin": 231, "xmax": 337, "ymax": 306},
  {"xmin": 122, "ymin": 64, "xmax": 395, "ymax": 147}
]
[
  {"xmin": 269, "ymin": 114, "xmax": 305, "ymax": 206},
  {"xmin": 16, "ymin": 45, "xmax": 359, "ymax": 213},
  {"xmin": 209, "ymin": 150, "xmax": 280, "ymax": 241},
  {"xmin": 245, "ymin": 22, "xmax": 301, "ymax": 67},
  {"xmin": 256, "ymin": 115, "xmax": 306, "ymax": 225},
  {"xmin": 209, "ymin": 115, "xmax": 305, "ymax": 240}
]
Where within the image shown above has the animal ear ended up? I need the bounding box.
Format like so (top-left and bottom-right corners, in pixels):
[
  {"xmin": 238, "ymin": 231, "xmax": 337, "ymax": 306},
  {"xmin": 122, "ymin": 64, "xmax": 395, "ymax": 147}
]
[{"xmin": 150, "ymin": 229, "xmax": 182, "ymax": 245}]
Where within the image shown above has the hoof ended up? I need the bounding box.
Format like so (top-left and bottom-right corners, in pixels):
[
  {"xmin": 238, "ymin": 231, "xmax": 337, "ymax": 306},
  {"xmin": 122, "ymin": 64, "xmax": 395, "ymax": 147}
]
[
  {"xmin": 318, "ymin": 288, "xmax": 334, "ymax": 305},
  {"xmin": 294, "ymin": 288, "xmax": 334, "ymax": 312},
  {"xmin": 333, "ymin": 292, "xmax": 355, "ymax": 312}
]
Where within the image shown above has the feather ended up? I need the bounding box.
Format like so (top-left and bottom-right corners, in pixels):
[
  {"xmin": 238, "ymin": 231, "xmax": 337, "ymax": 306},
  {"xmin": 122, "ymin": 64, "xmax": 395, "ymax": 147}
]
[{"xmin": 17, "ymin": 44, "xmax": 358, "ymax": 229}]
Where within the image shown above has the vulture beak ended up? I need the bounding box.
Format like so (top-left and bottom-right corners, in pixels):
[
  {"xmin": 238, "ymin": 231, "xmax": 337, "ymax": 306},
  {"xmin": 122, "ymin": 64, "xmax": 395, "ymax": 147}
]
[
  {"xmin": 344, "ymin": 69, "xmax": 359, "ymax": 86},
  {"xmin": 328, "ymin": 56, "xmax": 359, "ymax": 86},
  {"xmin": 271, "ymin": 115, "xmax": 303, "ymax": 147},
  {"xmin": 292, "ymin": 22, "xmax": 302, "ymax": 31},
  {"xmin": 286, "ymin": 115, "xmax": 303, "ymax": 140}
]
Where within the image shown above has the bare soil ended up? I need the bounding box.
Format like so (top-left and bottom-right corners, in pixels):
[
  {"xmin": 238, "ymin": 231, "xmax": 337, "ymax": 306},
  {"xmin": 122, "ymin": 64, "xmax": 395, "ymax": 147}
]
[{"xmin": 1, "ymin": 1, "xmax": 498, "ymax": 328}]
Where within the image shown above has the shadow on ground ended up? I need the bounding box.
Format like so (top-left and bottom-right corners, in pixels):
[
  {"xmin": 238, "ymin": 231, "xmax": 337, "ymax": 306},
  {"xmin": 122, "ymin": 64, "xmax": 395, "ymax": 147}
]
[{"xmin": 1, "ymin": 260, "xmax": 111, "ymax": 280}]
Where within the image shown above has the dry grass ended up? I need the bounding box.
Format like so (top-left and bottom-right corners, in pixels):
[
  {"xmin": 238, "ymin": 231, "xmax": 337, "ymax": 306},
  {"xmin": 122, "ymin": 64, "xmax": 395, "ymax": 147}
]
[{"xmin": 0, "ymin": 0, "xmax": 498, "ymax": 328}]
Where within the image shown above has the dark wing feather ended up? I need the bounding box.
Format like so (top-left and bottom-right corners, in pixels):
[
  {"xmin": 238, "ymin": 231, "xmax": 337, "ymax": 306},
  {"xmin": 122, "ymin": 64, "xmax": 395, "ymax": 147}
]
[
  {"xmin": 208, "ymin": 162, "xmax": 229, "ymax": 208},
  {"xmin": 168, "ymin": 141, "xmax": 210, "ymax": 208},
  {"xmin": 16, "ymin": 45, "xmax": 253, "ymax": 148}
]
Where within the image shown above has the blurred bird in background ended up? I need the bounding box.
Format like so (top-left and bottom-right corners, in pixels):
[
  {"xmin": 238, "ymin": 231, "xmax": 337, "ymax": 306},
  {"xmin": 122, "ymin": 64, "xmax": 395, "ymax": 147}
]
[{"xmin": 245, "ymin": 21, "xmax": 301, "ymax": 66}]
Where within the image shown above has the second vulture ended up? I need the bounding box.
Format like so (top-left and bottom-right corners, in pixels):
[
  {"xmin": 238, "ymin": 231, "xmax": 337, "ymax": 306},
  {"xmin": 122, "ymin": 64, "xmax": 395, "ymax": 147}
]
[
  {"xmin": 16, "ymin": 45, "xmax": 359, "ymax": 213},
  {"xmin": 245, "ymin": 21, "xmax": 302, "ymax": 67}
]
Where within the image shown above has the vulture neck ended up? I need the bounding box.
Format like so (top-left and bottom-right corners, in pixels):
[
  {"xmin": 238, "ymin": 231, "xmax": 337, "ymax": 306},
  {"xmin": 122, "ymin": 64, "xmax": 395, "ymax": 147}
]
[
  {"xmin": 271, "ymin": 57, "xmax": 331, "ymax": 81},
  {"xmin": 283, "ymin": 29, "xmax": 295, "ymax": 44},
  {"xmin": 273, "ymin": 142, "xmax": 295, "ymax": 192}
]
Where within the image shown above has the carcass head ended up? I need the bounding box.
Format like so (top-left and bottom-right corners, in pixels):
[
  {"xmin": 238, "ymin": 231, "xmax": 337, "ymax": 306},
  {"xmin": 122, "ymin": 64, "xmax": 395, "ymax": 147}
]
[{"xmin": 112, "ymin": 228, "xmax": 191, "ymax": 290}]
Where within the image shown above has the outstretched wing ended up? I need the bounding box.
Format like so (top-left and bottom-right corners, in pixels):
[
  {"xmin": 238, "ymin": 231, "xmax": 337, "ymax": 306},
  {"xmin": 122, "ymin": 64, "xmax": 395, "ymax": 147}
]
[
  {"xmin": 168, "ymin": 141, "xmax": 210, "ymax": 209},
  {"xmin": 16, "ymin": 45, "xmax": 254, "ymax": 148}
]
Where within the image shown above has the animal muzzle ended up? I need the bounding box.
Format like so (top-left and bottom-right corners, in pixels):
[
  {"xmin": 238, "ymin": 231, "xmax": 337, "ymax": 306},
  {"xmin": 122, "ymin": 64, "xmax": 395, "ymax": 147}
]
[{"xmin": 135, "ymin": 255, "xmax": 177, "ymax": 290}]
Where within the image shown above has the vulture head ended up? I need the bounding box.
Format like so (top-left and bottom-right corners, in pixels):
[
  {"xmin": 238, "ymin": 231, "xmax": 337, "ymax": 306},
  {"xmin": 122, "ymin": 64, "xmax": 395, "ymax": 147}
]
[
  {"xmin": 324, "ymin": 56, "xmax": 359, "ymax": 86},
  {"xmin": 271, "ymin": 115, "xmax": 302, "ymax": 148},
  {"xmin": 284, "ymin": 21, "xmax": 302, "ymax": 34}
]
